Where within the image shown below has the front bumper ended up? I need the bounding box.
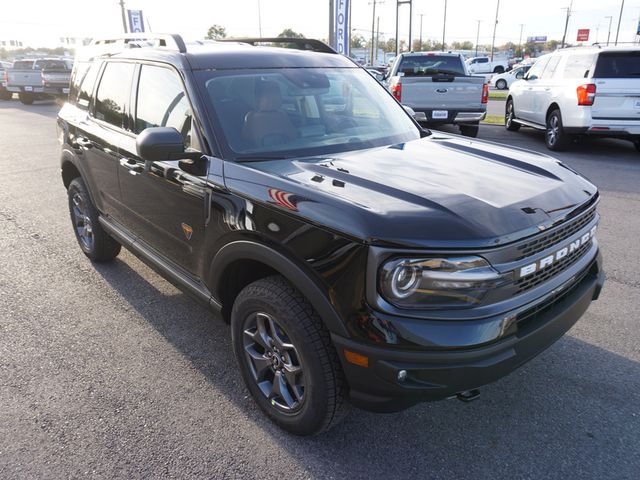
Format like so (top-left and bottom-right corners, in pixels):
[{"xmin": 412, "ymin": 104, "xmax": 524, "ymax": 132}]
[{"xmin": 333, "ymin": 253, "xmax": 604, "ymax": 412}]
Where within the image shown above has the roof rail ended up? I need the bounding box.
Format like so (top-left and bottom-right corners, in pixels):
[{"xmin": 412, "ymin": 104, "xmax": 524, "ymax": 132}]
[
  {"xmin": 90, "ymin": 33, "xmax": 186, "ymax": 53},
  {"xmin": 219, "ymin": 37, "xmax": 336, "ymax": 54}
]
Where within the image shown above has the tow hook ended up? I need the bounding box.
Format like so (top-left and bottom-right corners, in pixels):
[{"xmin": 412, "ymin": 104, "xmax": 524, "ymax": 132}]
[{"xmin": 456, "ymin": 389, "xmax": 480, "ymax": 402}]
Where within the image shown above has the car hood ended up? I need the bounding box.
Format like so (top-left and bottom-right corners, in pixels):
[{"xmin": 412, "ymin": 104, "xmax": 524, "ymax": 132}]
[{"xmin": 225, "ymin": 134, "xmax": 597, "ymax": 248}]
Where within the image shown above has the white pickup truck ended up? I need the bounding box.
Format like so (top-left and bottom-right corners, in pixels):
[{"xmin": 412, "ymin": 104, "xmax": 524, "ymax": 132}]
[
  {"xmin": 465, "ymin": 56, "xmax": 508, "ymax": 74},
  {"xmin": 6, "ymin": 57, "xmax": 72, "ymax": 104},
  {"xmin": 385, "ymin": 52, "xmax": 488, "ymax": 137}
]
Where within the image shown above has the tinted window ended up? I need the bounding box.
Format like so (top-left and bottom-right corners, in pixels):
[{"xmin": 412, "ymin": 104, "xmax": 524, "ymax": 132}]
[
  {"xmin": 541, "ymin": 56, "xmax": 561, "ymax": 79},
  {"xmin": 594, "ymin": 51, "xmax": 640, "ymax": 78},
  {"xmin": 35, "ymin": 59, "xmax": 70, "ymax": 70},
  {"xmin": 12, "ymin": 60, "xmax": 33, "ymax": 70},
  {"xmin": 94, "ymin": 62, "xmax": 134, "ymax": 128},
  {"xmin": 478, "ymin": 58, "xmax": 489, "ymax": 63},
  {"xmin": 70, "ymin": 62, "xmax": 101, "ymax": 110},
  {"xmin": 135, "ymin": 65, "xmax": 192, "ymax": 146},
  {"xmin": 526, "ymin": 56, "xmax": 549, "ymax": 80},
  {"xmin": 398, "ymin": 55, "xmax": 465, "ymax": 76},
  {"xmin": 562, "ymin": 54, "xmax": 595, "ymax": 79}
]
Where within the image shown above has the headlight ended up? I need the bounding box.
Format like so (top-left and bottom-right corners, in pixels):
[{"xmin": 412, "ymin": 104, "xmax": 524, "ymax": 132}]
[{"xmin": 379, "ymin": 256, "xmax": 508, "ymax": 309}]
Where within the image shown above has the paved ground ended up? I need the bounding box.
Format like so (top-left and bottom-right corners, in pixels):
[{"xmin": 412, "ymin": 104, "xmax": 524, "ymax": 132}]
[{"xmin": 0, "ymin": 99, "xmax": 638, "ymax": 480}]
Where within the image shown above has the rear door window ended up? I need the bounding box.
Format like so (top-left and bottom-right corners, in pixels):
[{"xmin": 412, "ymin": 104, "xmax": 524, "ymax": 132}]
[
  {"xmin": 134, "ymin": 65, "xmax": 193, "ymax": 146},
  {"xmin": 70, "ymin": 62, "xmax": 101, "ymax": 110},
  {"xmin": 94, "ymin": 62, "xmax": 135, "ymax": 129},
  {"xmin": 398, "ymin": 55, "xmax": 465, "ymax": 76},
  {"xmin": 540, "ymin": 56, "xmax": 561, "ymax": 80},
  {"xmin": 562, "ymin": 54, "xmax": 595, "ymax": 79},
  {"xmin": 594, "ymin": 51, "xmax": 640, "ymax": 78}
]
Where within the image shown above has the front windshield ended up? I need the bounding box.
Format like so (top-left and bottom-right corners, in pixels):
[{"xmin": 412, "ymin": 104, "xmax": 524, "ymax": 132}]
[{"xmin": 198, "ymin": 68, "xmax": 419, "ymax": 159}]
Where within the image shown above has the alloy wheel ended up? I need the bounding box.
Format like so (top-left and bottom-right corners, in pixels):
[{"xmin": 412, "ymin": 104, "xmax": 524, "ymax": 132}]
[
  {"xmin": 242, "ymin": 312, "xmax": 305, "ymax": 411},
  {"xmin": 71, "ymin": 192, "xmax": 94, "ymax": 250},
  {"xmin": 547, "ymin": 115, "xmax": 559, "ymax": 146}
]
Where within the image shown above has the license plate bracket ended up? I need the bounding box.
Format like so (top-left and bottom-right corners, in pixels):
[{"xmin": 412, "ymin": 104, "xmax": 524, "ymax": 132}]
[{"xmin": 432, "ymin": 110, "xmax": 448, "ymax": 119}]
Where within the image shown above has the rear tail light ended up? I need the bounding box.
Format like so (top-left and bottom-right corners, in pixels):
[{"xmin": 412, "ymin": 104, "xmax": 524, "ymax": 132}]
[
  {"xmin": 481, "ymin": 83, "xmax": 489, "ymax": 104},
  {"xmin": 577, "ymin": 84, "xmax": 596, "ymax": 106},
  {"xmin": 390, "ymin": 78, "xmax": 402, "ymax": 102},
  {"xmin": 41, "ymin": 70, "xmax": 47, "ymax": 86}
]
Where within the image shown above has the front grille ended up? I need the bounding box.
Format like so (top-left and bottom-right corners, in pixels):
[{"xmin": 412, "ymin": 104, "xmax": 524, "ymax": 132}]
[
  {"xmin": 516, "ymin": 239, "xmax": 593, "ymax": 293},
  {"xmin": 516, "ymin": 208, "xmax": 596, "ymax": 260},
  {"xmin": 516, "ymin": 261, "xmax": 596, "ymax": 335}
]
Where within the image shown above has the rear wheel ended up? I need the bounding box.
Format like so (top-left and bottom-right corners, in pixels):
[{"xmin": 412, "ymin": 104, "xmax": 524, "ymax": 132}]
[
  {"xmin": 0, "ymin": 90, "xmax": 12, "ymax": 100},
  {"xmin": 495, "ymin": 79, "xmax": 507, "ymax": 90},
  {"xmin": 67, "ymin": 177, "xmax": 121, "ymax": 262},
  {"xmin": 545, "ymin": 109, "xmax": 571, "ymax": 151},
  {"xmin": 231, "ymin": 276, "xmax": 349, "ymax": 436},
  {"xmin": 459, "ymin": 123, "xmax": 479, "ymax": 138},
  {"xmin": 18, "ymin": 92, "xmax": 34, "ymax": 105},
  {"xmin": 505, "ymin": 99, "xmax": 520, "ymax": 131}
]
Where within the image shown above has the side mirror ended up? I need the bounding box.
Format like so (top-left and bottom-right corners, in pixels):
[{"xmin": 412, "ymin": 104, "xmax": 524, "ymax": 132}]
[{"xmin": 136, "ymin": 127, "xmax": 188, "ymax": 162}]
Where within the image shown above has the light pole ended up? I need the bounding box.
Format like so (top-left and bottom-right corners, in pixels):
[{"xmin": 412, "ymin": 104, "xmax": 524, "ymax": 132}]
[
  {"xmin": 605, "ymin": 15, "xmax": 613, "ymax": 45},
  {"xmin": 258, "ymin": 0, "xmax": 263, "ymax": 37},
  {"xmin": 371, "ymin": 0, "xmax": 378, "ymax": 65},
  {"xmin": 118, "ymin": 0, "xmax": 128, "ymax": 33},
  {"xmin": 615, "ymin": 0, "xmax": 625, "ymax": 45},
  {"xmin": 518, "ymin": 23, "xmax": 524, "ymax": 57},
  {"xmin": 490, "ymin": 0, "xmax": 500, "ymax": 61},
  {"xmin": 442, "ymin": 0, "xmax": 447, "ymax": 51},
  {"xmin": 395, "ymin": 0, "xmax": 412, "ymax": 56},
  {"xmin": 561, "ymin": 0, "xmax": 573, "ymax": 48},
  {"xmin": 419, "ymin": 13, "xmax": 425, "ymax": 50},
  {"xmin": 475, "ymin": 20, "xmax": 481, "ymax": 57}
]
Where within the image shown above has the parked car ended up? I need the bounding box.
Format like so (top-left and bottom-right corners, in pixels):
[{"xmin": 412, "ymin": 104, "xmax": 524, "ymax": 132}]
[
  {"xmin": 385, "ymin": 51, "xmax": 488, "ymax": 137},
  {"xmin": 490, "ymin": 65, "xmax": 531, "ymax": 90},
  {"xmin": 506, "ymin": 46, "xmax": 640, "ymax": 151},
  {"xmin": 58, "ymin": 34, "xmax": 604, "ymax": 436},
  {"xmin": 6, "ymin": 57, "xmax": 72, "ymax": 104},
  {"xmin": 0, "ymin": 61, "xmax": 13, "ymax": 100},
  {"xmin": 465, "ymin": 56, "xmax": 508, "ymax": 74}
]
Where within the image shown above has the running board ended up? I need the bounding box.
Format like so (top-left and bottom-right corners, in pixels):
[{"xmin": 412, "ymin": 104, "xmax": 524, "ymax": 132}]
[
  {"xmin": 99, "ymin": 215, "xmax": 222, "ymax": 313},
  {"xmin": 513, "ymin": 118, "xmax": 546, "ymax": 130}
]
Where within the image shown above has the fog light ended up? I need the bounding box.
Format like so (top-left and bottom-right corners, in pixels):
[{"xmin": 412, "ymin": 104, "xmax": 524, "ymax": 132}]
[{"xmin": 397, "ymin": 370, "xmax": 408, "ymax": 382}]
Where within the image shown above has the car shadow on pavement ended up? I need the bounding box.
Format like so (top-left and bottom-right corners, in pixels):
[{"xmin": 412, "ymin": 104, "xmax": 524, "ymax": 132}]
[
  {"xmin": 0, "ymin": 98, "xmax": 61, "ymax": 120},
  {"xmin": 93, "ymin": 254, "xmax": 640, "ymax": 479}
]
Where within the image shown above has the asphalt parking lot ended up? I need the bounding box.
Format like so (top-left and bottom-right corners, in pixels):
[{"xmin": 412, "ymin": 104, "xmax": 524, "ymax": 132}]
[{"xmin": 1, "ymin": 99, "xmax": 638, "ymax": 479}]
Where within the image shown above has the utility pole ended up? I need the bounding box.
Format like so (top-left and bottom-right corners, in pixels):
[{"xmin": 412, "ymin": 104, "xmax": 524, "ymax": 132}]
[
  {"xmin": 442, "ymin": 0, "xmax": 447, "ymax": 51},
  {"xmin": 475, "ymin": 20, "xmax": 481, "ymax": 57},
  {"xmin": 119, "ymin": 0, "xmax": 128, "ymax": 33},
  {"xmin": 258, "ymin": 0, "xmax": 263, "ymax": 37},
  {"xmin": 561, "ymin": 0, "xmax": 573, "ymax": 48},
  {"xmin": 408, "ymin": 0, "xmax": 413, "ymax": 51},
  {"xmin": 490, "ymin": 0, "xmax": 500, "ymax": 61},
  {"xmin": 517, "ymin": 23, "xmax": 524, "ymax": 56},
  {"xmin": 605, "ymin": 15, "xmax": 613, "ymax": 45},
  {"xmin": 329, "ymin": 0, "xmax": 335, "ymax": 48},
  {"xmin": 419, "ymin": 13, "xmax": 425, "ymax": 50},
  {"xmin": 371, "ymin": 0, "xmax": 377, "ymax": 65},
  {"xmin": 395, "ymin": 0, "xmax": 412, "ymax": 56},
  {"xmin": 615, "ymin": 0, "xmax": 625, "ymax": 45},
  {"xmin": 375, "ymin": 16, "xmax": 380, "ymax": 62}
]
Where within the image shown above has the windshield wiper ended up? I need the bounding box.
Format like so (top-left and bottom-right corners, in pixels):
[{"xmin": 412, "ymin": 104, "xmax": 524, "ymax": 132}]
[{"xmin": 235, "ymin": 154, "xmax": 290, "ymax": 162}]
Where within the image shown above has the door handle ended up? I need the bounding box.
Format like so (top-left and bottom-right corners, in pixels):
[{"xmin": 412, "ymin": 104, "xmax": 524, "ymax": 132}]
[
  {"xmin": 76, "ymin": 136, "xmax": 92, "ymax": 148},
  {"xmin": 119, "ymin": 158, "xmax": 144, "ymax": 175}
]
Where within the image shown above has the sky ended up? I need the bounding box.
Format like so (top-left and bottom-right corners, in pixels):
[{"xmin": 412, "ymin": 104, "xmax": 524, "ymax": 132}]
[{"xmin": 1, "ymin": 0, "xmax": 639, "ymax": 48}]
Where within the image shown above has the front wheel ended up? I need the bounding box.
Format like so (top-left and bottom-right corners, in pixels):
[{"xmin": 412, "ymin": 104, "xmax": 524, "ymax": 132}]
[
  {"xmin": 67, "ymin": 177, "xmax": 121, "ymax": 262},
  {"xmin": 459, "ymin": 124, "xmax": 479, "ymax": 138},
  {"xmin": 545, "ymin": 109, "xmax": 571, "ymax": 151},
  {"xmin": 231, "ymin": 276, "xmax": 349, "ymax": 436},
  {"xmin": 505, "ymin": 99, "xmax": 520, "ymax": 131},
  {"xmin": 18, "ymin": 92, "xmax": 34, "ymax": 105}
]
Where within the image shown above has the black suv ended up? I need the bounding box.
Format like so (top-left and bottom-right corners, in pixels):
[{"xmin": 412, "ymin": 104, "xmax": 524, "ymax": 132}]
[{"xmin": 57, "ymin": 35, "xmax": 605, "ymax": 436}]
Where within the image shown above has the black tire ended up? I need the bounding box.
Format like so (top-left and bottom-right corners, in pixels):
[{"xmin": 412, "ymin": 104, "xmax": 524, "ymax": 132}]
[
  {"xmin": 18, "ymin": 92, "xmax": 34, "ymax": 105},
  {"xmin": 505, "ymin": 99, "xmax": 520, "ymax": 131},
  {"xmin": 67, "ymin": 177, "xmax": 121, "ymax": 262},
  {"xmin": 493, "ymin": 66, "xmax": 505, "ymax": 74},
  {"xmin": 634, "ymin": 140, "xmax": 640, "ymax": 153},
  {"xmin": 495, "ymin": 79, "xmax": 507, "ymax": 90},
  {"xmin": 0, "ymin": 90, "xmax": 12, "ymax": 100},
  {"xmin": 459, "ymin": 123, "xmax": 479, "ymax": 138},
  {"xmin": 231, "ymin": 276, "xmax": 349, "ymax": 436},
  {"xmin": 545, "ymin": 109, "xmax": 571, "ymax": 151}
]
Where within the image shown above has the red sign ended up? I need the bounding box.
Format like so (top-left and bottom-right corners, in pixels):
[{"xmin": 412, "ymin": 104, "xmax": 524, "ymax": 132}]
[{"xmin": 577, "ymin": 29, "xmax": 590, "ymax": 42}]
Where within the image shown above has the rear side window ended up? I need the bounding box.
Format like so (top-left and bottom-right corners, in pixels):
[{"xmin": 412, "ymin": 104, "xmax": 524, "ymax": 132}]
[
  {"xmin": 562, "ymin": 54, "xmax": 595, "ymax": 79},
  {"xmin": 94, "ymin": 62, "xmax": 134, "ymax": 128},
  {"xmin": 398, "ymin": 55, "xmax": 465, "ymax": 76},
  {"xmin": 540, "ymin": 56, "xmax": 561, "ymax": 79},
  {"xmin": 69, "ymin": 62, "xmax": 101, "ymax": 110},
  {"xmin": 134, "ymin": 65, "xmax": 192, "ymax": 146},
  {"xmin": 594, "ymin": 51, "xmax": 640, "ymax": 78}
]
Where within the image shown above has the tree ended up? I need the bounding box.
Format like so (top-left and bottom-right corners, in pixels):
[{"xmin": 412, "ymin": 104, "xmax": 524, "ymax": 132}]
[
  {"xmin": 206, "ymin": 25, "xmax": 227, "ymax": 40},
  {"xmin": 278, "ymin": 28, "xmax": 304, "ymax": 39},
  {"xmin": 350, "ymin": 34, "xmax": 366, "ymax": 49}
]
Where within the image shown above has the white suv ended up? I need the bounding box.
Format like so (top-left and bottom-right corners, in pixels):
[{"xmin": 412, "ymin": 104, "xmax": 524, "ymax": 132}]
[{"xmin": 506, "ymin": 46, "xmax": 640, "ymax": 152}]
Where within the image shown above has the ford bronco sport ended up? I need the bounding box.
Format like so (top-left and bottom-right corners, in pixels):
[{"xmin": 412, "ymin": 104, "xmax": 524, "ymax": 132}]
[{"xmin": 57, "ymin": 35, "xmax": 605, "ymax": 436}]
